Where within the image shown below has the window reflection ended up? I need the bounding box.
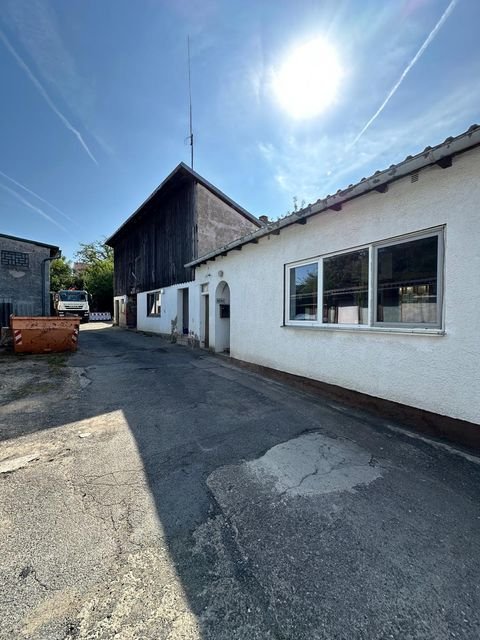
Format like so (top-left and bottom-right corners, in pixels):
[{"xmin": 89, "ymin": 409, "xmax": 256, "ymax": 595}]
[
  {"xmin": 377, "ymin": 236, "xmax": 438, "ymax": 324},
  {"xmin": 290, "ymin": 263, "xmax": 318, "ymax": 320},
  {"xmin": 323, "ymin": 249, "xmax": 369, "ymax": 324}
]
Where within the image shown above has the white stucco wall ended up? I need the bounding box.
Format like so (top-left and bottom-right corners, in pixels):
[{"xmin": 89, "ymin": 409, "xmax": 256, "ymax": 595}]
[
  {"xmin": 137, "ymin": 281, "xmax": 201, "ymax": 339},
  {"xmin": 195, "ymin": 146, "xmax": 480, "ymax": 425}
]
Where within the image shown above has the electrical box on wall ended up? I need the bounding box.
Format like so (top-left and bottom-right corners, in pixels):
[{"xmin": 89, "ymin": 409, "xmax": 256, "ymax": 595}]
[{"xmin": 219, "ymin": 304, "xmax": 230, "ymax": 318}]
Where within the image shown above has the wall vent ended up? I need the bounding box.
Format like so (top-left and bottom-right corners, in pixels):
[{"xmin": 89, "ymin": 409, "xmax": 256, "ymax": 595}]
[{"xmin": 411, "ymin": 172, "xmax": 419, "ymax": 183}]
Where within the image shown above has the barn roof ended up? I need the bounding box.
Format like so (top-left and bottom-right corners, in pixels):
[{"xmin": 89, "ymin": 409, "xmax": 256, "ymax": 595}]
[{"xmin": 106, "ymin": 162, "xmax": 261, "ymax": 246}]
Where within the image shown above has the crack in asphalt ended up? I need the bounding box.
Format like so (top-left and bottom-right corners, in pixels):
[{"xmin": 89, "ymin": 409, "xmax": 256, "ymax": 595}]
[{"xmin": 19, "ymin": 565, "xmax": 59, "ymax": 592}]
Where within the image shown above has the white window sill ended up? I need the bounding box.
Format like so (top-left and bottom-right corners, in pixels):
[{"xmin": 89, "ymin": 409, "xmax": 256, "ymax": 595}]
[{"xmin": 282, "ymin": 323, "xmax": 445, "ymax": 336}]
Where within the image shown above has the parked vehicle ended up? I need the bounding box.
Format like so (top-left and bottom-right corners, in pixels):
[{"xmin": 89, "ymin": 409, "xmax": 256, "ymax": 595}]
[{"xmin": 54, "ymin": 289, "xmax": 90, "ymax": 323}]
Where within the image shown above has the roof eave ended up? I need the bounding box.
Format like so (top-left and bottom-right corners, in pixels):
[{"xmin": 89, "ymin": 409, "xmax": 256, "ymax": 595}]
[
  {"xmin": 186, "ymin": 124, "xmax": 480, "ymax": 268},
  {"xmin": 0, "ymin": 232, "xmax": 59, "ymax": 255}
]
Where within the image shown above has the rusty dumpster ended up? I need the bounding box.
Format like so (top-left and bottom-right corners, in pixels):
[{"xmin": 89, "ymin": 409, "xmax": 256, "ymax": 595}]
[{"xmin": 10, "ymin": 316, "xmax": 80, "ymax": 354}]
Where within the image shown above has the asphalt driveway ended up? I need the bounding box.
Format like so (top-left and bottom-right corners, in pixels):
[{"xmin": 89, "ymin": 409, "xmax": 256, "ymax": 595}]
[{"xmin": 1, "ymin": 324, "xmax": 479, "ymax": 639}]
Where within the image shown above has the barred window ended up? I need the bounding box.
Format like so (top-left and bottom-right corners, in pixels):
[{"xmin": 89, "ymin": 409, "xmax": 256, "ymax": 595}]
[{"xmin": 1, "ymin": 250, "xmax": 29, "ymax": 268}]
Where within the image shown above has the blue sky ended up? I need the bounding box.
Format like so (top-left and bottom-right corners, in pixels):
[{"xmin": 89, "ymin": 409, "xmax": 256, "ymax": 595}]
[{"xmin": 0, "ymin": 0, "xmax": 478, "ymax": 260}]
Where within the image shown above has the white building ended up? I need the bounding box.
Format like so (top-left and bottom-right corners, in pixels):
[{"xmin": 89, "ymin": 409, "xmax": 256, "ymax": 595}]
[{"xmin": 182, "ymin": 126, "xmax": 480, "ymax": 437}]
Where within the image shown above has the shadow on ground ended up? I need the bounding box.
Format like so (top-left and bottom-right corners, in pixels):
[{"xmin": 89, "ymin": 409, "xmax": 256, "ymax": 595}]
[{"xmin": 1, "ymin": 325, "xmax": 479, "ymax": 639}]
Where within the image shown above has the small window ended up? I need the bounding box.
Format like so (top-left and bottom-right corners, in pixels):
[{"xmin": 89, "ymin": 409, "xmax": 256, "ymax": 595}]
[
  {"xmin": 1, "ymin": 250, "xmax": 29, "ymax": 268},
  {"xmin": 323, "ymin": 249, "xmax": 369, "ymax": 324},
  {"xmin": 376, "ymin": 234, "xmax": 440, "ymax": 326},
  {"xmin": 147, "ymin": 291, "xmax": 161, "ymax": 317},
  {"xmin": 289, "ymin": 262, "xmax": 318, "ymax": 321}
]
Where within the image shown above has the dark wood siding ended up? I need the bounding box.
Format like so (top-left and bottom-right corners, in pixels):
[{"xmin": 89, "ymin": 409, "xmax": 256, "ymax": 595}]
[{"xmin": 112, "ymin": 181, "xmax": 195, "ymax": 295}]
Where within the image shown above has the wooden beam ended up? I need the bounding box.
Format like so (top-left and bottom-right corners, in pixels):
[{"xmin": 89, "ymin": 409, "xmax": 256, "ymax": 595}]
[
  {"xmin": 436, "ymin": 156, "xmax": 452, "ymax": 169},
  {"xmin": 374, "ymin": 183, "xmax": 389, "ymax": 193},
  {"xmin": 250, "ymin": 238, "xmax": 259, "ymax": 244},
  {"xmin": 296, "ymin": 218, "xmax": 307, "ymax": 225},
  {"xmin": 221, "ymin": 252, "xmax": 228, "ymax": 257},
  {"xmin": 330, "ymin": 203, "xmax": 342, "ymax": 212},
  {"xmin": 235, "ymin": 245, "xmax": 242, "ymax": 251}
]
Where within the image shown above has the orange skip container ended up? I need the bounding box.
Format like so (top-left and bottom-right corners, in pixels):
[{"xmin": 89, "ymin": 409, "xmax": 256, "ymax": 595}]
[{"xmin": 10, "ymin": 316, "xmax": 80, "ymax": 354}]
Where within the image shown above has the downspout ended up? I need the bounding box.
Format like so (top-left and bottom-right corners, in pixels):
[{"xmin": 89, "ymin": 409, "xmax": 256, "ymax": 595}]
[{"xmin": 41, "ymin": 251, "xmax": 61, "ymax": 316}]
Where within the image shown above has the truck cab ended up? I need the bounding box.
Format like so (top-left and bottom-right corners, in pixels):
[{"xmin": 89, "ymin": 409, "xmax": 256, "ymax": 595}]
[{"xmin": 54, "ymin": 290, "xmax": 90, "ymax": 323}]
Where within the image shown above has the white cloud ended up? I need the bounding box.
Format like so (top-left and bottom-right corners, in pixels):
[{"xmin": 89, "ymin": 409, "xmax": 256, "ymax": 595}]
[{"xmin": 258, "ymin": 81, "xmax": 480, "ymax": 211}]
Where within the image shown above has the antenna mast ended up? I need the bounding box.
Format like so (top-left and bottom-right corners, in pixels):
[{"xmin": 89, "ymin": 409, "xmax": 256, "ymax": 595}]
[{"xmin": 187, "ymin": 36, "xmax": 194, "ymax": 169}]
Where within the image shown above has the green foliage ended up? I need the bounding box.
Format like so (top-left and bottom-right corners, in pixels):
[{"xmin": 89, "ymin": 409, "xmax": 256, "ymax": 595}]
[
  {"xmin": 76, "ymin": 241, "xmax": 113, "ymax": 265},
  {"xmin": 75, "ymin": 241, "xmax": 113, "ymax": 313},
  {"xmin": 50, "ymin": 256, "xmax": 74, "ymax": 292},
  {"xmin": 50, "ymin": 240, "xmax": 113, "ymax": 313}
]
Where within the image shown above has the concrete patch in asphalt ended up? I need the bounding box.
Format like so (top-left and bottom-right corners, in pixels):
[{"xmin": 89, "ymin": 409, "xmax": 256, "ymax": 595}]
[
  {"xmin": 0, "ymin": 452, "xmax": 40, "ymax": 474},
  {"xmin": 246, "ymin": 431, "xmax": 383, "ymax": 496}
]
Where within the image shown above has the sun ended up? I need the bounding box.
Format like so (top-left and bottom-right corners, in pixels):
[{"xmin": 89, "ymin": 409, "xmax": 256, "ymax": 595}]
[{"xmin": 273, "ymin": 38, "xmax": 343, "ymax": 119}]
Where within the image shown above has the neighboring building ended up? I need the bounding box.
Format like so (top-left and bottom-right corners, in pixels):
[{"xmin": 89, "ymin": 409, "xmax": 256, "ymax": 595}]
[
  {"xmin": 0, "ymin": 233, "xmax": 59, "ymax": 326},
  {"xmin": 72, "ymin": 262, "xmax": 88, "ymax": 275},
  {"xmin": 185, "ymin": 125, "xmax": 480, "ymax": 434},
  {"xmin": 106, "ymin": 162, "xmax": 262, "ymax": 331}
]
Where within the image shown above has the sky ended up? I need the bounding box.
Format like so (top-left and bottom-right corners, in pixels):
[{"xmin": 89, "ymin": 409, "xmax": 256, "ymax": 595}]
[{"xmin": 0, "ymin": 0, "xmax": 479, "ymax": 260}]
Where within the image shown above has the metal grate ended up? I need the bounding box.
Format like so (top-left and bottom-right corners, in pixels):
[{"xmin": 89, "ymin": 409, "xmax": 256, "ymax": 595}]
[
  {"xmin": 410, "ymin": 172, "xmax": 419, "ymax": 183},
  {"xmin": 1, "ymin": 250, "xmax": 29, "ymax": 268}
]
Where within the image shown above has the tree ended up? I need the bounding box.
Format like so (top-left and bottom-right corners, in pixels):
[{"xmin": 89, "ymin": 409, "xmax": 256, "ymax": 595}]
[
  {"xmin": 76, "ymin": 241, "xmax": 113, "ymax": 265},
  {"xmin": 50, "ymin": 256, "xmax": 74, "ymax": 292},
  {"xmin": 75, "ymin": 240, "xmax": 114, "ymax": 313}
]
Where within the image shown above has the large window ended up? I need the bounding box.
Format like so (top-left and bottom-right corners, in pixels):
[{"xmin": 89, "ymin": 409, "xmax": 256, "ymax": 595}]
[
  {"xmin": 285, "ymin": 228, "xmax": 443, "ymax": 331},
  {"xmin": 147, "ymin": 291, "xmax": 162, "ymax": 317}
]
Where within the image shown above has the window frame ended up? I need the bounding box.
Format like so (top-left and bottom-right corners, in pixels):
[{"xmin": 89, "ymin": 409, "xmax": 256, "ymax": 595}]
[
  {"xmin": 284, "ymin": 226, "xmax": 445, "ymax": 333},
  {"xmin": 285, "ymin": 257, "xmax": 321, "ymax": 327},
  {"xmin": 146, "ymin": 290, "xmax": 162, "ymax": 317},
  {"xmin": 372, "ymin": 228, "xmax": 444, "ymax": 330},
  {"xmin": 321, "ymin": 246, "xmax": 370, "ymax": 327},
  {"xmin": 285, "ymin": 258, "xmax": 323, "ymax": 327}
]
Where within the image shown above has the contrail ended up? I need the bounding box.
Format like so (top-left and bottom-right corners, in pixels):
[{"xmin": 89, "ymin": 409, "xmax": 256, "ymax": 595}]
[
  {"xmin": 0, "ymin": 169, "xmax": 76, "ymax": 224},
  {"xmin": 351, "ymin": 0, "xmax": 458, "ymax": 146},
  {"xmin": 0, "ymin": 29, "xmax": 98, "ymax": 165},
  {"xmin": 0, "ymin": 182, "xmax": 73, "ymax": 236}
]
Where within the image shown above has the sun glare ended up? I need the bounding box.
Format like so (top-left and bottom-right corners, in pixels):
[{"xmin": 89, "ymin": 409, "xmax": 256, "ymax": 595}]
[{"xmin": 273, "ymin": 38, "xmax": 343, "ymax": 119}]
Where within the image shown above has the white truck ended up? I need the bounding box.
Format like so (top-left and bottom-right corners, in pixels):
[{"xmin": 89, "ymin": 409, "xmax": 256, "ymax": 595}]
[{"xmin": 54, "ymin": 289, "xmax": 90, "ymax": 323}]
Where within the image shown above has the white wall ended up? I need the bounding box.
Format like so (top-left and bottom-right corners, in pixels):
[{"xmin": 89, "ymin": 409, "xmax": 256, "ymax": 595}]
[
  {"xmin": 137, "ymin": 281, "xmax": 201, "ymax": 339},
  {"xmin": 196, "ymin": 147, "xmax": 480, "ymax": 425}
]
